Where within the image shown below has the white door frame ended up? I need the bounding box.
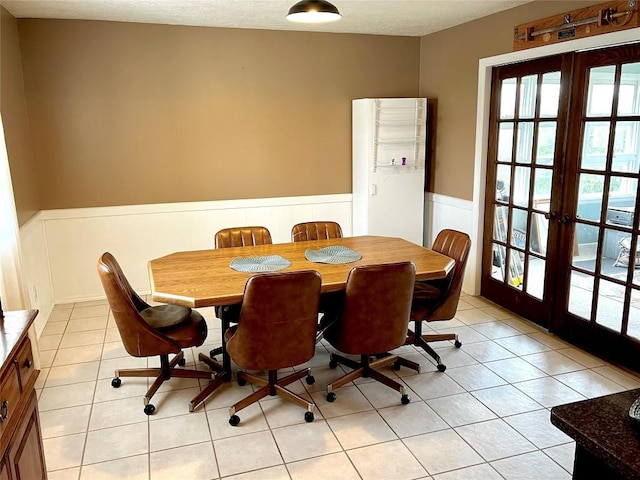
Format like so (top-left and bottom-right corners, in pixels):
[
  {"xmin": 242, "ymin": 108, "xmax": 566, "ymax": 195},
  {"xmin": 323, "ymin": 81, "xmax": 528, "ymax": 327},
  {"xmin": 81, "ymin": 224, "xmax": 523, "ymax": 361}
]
[{"xmin": 469, "ymin": 28, "xmax": 640, "ymax": 295}]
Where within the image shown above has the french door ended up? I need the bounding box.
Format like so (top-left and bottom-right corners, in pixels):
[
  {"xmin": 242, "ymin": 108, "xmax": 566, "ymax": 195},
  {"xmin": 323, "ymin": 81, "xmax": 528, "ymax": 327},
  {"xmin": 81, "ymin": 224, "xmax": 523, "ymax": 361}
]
[
  {"xmin": 482, "ymin": 54, "xmax": 571, "ymax": 329},
  {"xmin": 482, "ymin": 43, "xmax": 640, "ymax": 369}
]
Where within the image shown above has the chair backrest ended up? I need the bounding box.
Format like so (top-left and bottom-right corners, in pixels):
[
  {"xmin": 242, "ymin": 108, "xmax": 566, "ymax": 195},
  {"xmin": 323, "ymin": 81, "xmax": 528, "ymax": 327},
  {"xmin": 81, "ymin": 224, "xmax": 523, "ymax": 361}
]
[
  {"xmin": 291, "ymin": 221, "xmax": 343, "ymax": 242},
  {"xmin": 331, "ymin": 262, "xmax": 415, "ymax": 355},
  {"xmin": 226, "ymin": 270, "xmax": 321, "ymax": 371},
  {"xmin": 101, "ymin": 252, "xmax": 149, "ymax": 313},
  {"xmin": 215, "ymin": 226, "xmax": 272, "ymax": 248},
  {"xmin": 429, "ymin": 229, "xmax": 472, "ymax": 321},
  {"xmin": 97, "ymin": 252, "xmax": 181, "ymax": 357}
]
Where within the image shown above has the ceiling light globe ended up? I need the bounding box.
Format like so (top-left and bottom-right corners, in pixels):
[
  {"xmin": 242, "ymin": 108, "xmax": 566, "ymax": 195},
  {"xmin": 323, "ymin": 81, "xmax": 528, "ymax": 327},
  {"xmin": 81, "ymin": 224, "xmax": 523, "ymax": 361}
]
[{"xmin": 286, "ymin": 0, "xmax": 342, "ymax": 23}]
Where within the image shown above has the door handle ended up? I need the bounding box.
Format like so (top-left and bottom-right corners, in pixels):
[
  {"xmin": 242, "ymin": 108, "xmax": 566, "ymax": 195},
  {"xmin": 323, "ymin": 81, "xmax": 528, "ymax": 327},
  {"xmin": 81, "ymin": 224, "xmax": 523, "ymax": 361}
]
[
  {"xmin": 0, "ymin": 400, "xmax": 8, "ymax": 423},
  {"xmin": 544, "ymin": 212, "xmax": 573, "ymax": 223}
]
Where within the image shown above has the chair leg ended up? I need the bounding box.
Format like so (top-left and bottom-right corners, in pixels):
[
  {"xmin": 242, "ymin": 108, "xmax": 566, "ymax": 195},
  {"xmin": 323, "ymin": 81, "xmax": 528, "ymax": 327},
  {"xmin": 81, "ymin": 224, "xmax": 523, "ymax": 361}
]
[
  {"xmin": 115, "ymin": 367, "xmax": 163, "ymax": 378},
  {"xmin": 371, "ymin": 352, "xmax": 421, "ymax": 374},
  {"xmin": 414, "ymin": 335, "xmax": 446, "ymax": 371},
  {"xmin": 422, "ymin": 333, "xmax": 458, "ymax": 343},
  {"xmin": 188, "ymin": 353, "xmax": 232, "ymax": 413},
  {"xmin": 168, "ymin": 351, "xmax": 184, "ymax": 369},
  {"xmin": 228, "ymin": 369, "xmax": 317, "ymax": 425},
  {"xmin": 368, "ymin": 368, "xmax": 406, "ymax": 395},
  {"xmin": 410, "ymin": 321, "xmax": 461, "ymax": 372},
  {"xmin": 327, "ymin": 367, "xmax": 364, "ymax": 393},
  {"xmin": 368, "ymin": 354, "xmax": 397, "ymax": 371},
  {"xmin": 144, "ymin": 372, "xmax": 167, "ymax": 406},
  {"xmin": 144, "ymin": 354, "xmax": 210, "ymax": 405},
  {"xmin": 229, "ymin": 383, "xmax": 270, "ymax": 416},
  {"xmin": 393, "ymin": 357, "xmax": 421, "ymax": 373},
  {"xmin": 327, "ymin": 353, "xmax": 365, "ymax": 392},
  {"xmin": 329, "ymin": 353, "xmax": 361, "ymax": 370},
  {"xmin": 189, "ymin": 375, "xmax": 227, "ymax": 413},
  {"xmin": 327, "ymin": 353, "xmax": 411, "ymax": 405},
  {"xmin": 238, "ymin": 370, "xmax": 268, "ymax": 387},
  {"xmin": 275, "ymin": 385, "xmax": 314, "ymax": 412},
  {"xmin": 276, "ymin": 368, "xmax": 310, "ymax": 388},
  {"xmin": 198, "ymin": 353, "xmax": 223, "ymax": 373},
  {"xmin": 404, "ymin": 328, "xmax": 416, "ymax": 345},
  {"xmin": 275, "ymin": 368, "xmax": 315, "ymax": 413},
  {"xmin": 170, "ymin": 369, "xmax": 214, "ymax": 379},
  {"xmin": 112, "ymin": 352, "xmax": 217, "ymax": 415},
  {"xmin": 366, "ymin": 356, "xmax": 405, "ymax": 393}
]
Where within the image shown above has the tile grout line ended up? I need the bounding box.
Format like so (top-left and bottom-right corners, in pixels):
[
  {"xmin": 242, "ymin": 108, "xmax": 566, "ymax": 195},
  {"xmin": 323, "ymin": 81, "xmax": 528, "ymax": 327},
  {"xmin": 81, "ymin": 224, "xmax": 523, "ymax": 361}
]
[{"xmin": 40, "ymin": 297, "xmax": 640, "ymax": 479}]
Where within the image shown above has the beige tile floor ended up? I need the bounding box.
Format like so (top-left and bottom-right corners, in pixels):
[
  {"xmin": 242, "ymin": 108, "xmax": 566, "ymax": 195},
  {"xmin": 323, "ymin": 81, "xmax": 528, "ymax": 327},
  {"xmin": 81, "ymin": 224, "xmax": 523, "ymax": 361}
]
[{"xmin": 36, "ymin": 294, "xmax": 640, "ymax": 480}]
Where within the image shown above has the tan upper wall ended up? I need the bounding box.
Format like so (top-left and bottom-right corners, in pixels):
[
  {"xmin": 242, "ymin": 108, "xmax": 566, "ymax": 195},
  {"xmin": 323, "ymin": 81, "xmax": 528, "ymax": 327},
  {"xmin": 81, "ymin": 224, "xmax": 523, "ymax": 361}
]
[
  {"xmin": 419, "ymin": 0, "xmax": 603, "ymax": 200},
  {"xmin": 5, "ymin": 2, "xmax": 619, "ymax": 218},
  {"xmin": 1, "ymin": 7, "xmax": 40, "ymax": 225},
  {"xmin": 15, "ymin": 19, "xmax": 420, "ymax": 210}
]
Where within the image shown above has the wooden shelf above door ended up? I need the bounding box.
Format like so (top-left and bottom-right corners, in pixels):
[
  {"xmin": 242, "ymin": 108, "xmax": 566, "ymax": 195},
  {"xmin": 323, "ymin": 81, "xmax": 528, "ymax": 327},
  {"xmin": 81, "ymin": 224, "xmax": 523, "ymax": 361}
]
[{"xmin": 513, "ymin": 0, "xmax": 639, "ymax": 51}]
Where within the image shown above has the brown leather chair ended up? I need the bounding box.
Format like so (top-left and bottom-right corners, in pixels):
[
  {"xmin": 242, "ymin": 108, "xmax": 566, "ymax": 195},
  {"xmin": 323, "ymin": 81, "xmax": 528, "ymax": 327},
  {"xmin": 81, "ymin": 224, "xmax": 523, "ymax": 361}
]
[
  {"xmin": 324, "ymin": 262, "xmax": 418, "ymax": 405},
  {"xmin": 225, "ymin": 270, "xmax": 321, "ymax": 426},
  {"xmin": 408, "ymin": 229, "xmax": 471, "ymax": 372},
  {"xmin": 291, "ymin": 221, "xmax": 343, "ymax": 242},
  {"xmin": 210, "ymin": 226, "xmax": 273, "ymax": 359},
  {"xmin": 291, "ymin": 221, "xmax": 344, "ymax": 342},
  {"xmin": 215, "ymin": 226, "xmax": 272, "ymax": 248},
  {"xmin": 97, "ymin": 252, "xmax": 215, "ymax": 415}
]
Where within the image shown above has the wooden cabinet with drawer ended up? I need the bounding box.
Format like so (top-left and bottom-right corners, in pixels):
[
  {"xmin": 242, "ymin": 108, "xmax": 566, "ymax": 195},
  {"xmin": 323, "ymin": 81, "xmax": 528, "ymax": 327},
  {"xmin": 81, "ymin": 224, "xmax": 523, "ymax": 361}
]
[
  {"xmin": 0, "ymin": 454, "xmax": 10, "ymax": 480},
  {"xmin": 0, "ymin": 367, "xmax": 21, "ymax": 443},
  {"xmin": 0, "ymin": 310, "xmax": 46, "ymax": 479}
]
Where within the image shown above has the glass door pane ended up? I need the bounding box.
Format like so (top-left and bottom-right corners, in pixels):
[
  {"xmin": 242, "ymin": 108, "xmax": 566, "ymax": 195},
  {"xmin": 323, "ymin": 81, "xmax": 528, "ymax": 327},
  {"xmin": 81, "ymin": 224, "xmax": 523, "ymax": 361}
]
[
  {"xmin": 565, "ymin": 53, "xmax": 640, "ymax": 346},
  {"xmin": 483, "ymin": 55, "xmax": 565, "ymax": 328}
]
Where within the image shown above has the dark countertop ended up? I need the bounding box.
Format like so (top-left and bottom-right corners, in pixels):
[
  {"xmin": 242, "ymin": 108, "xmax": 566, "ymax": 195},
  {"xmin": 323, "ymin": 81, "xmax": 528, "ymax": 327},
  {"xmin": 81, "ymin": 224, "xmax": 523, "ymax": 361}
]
[{"xmin": 551, "ymin": 388, "xmax": 640, "ymax": 480}]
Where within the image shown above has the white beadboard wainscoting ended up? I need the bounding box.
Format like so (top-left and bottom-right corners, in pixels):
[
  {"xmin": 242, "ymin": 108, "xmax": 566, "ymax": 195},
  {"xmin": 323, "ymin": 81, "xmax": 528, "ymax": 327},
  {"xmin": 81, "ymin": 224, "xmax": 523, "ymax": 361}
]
[
  {"xmin": 19, "ymin": 192, "xmax": 478, "ymax": 337},
  {"xmin": 19, "ymin": 194, "xmax": 352, "ymax": 335},
  {"xmin": 425, "ymin": 192, "xmax": 475, "ymax": 294},
  {"xmin": 19, "ymin": 212, "xmax": 53, "ymax": 337}
]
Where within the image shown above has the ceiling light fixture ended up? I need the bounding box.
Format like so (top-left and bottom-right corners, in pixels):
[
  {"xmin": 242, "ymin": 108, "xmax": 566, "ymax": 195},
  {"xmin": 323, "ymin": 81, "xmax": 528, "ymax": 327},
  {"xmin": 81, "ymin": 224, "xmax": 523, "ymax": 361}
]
[{"xmin": 286, "ymin": 0, "xmax": 342, "ymax": 23}]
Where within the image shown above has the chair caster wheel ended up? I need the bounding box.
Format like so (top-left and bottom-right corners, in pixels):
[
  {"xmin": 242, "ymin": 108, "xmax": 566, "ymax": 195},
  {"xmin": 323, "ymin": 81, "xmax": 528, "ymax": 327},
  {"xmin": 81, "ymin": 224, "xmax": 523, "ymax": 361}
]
[
  {"xmin": 304, "ymin": 411, "xmax": 314, "ymax": 422},
  {"xmin": 144, "ymin": 404, "xmax": 156, "ymax": 415},
  {"xmin": 329, "ymin": 357, "xmax": 338, "ymax": 369},
  {"xmin": 437, "ymin": 364, "xmax": 447, "ymax": 372},
  {"xmin": 178, "ymin": 357, "xmax": 186, "ymax": 367},
  {"xmin": 306, "ymin": 375, "xmax": 315, "ymax": 385},
  {"xmin": 111, "ymin": 377, "xmax": 121, "ymax": 388},
  {"xmin": 229, "ymin": 415, "xmax": 240, "ymax": 426},
  {"xmin": 237, "ymin": 377, "xmax": 247, "ymax": 386},
  {"xmin": 392, "ymin": 360, "xmax": 401, "ymax": 371},
  {"xmin": 454, "ymin": 340, "xmax": 462, "ymax": 348},
  {"xmin": 401, "ymin": 394, "xmax": 411, "ymax": 405},
  {"xmin": 326, "ymin": 392, "xmax": 336, "ymax": 402}
]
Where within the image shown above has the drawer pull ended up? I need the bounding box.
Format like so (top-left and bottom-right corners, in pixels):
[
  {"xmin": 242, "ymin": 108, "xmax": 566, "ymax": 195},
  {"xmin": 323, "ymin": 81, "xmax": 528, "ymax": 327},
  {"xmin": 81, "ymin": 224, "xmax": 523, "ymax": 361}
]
[
  {"xmin": 24, "ymin": 358, "xmax": 32, "ymax": 369},
  {"xmin": 0, "ymin": 400, "xmax": 8, "ymax": 423}
]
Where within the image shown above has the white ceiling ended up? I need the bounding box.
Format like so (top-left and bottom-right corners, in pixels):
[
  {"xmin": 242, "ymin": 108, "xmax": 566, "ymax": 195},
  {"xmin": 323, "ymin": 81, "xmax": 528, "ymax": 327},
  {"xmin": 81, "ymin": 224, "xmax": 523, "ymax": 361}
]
[{"xmin": 1, "ymin": 0, "xmax": 533, "ymax": 37}]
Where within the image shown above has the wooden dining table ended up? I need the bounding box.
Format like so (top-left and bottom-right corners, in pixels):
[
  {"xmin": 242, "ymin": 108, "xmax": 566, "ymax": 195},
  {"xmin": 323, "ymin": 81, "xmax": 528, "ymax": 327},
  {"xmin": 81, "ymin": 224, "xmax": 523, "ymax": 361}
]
[
  {"xmin": 148, "ymin": 235, "xmax": 455, "ymax": 410},
  {"xmin": 149, "ymin": 235, "xmax": 455, "ymax": 307}
]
